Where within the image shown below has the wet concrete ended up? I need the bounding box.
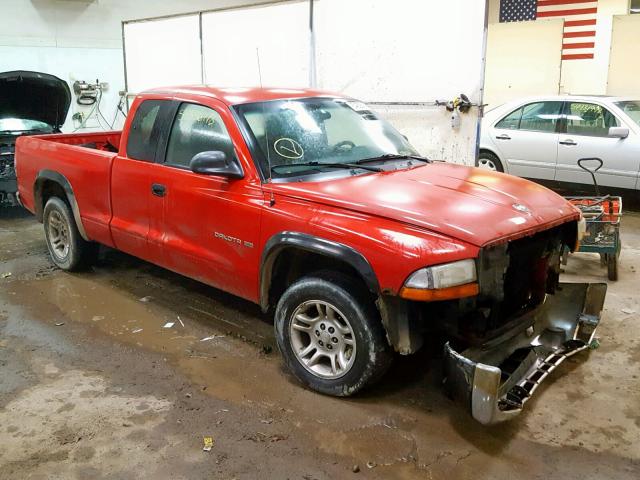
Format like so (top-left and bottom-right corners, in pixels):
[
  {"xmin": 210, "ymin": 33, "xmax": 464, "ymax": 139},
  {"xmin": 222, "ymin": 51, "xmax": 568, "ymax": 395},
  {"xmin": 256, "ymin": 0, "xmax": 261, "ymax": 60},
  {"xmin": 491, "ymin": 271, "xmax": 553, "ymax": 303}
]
[{"xmin": 1, "ymin": 206, "xmax": 639, "ymax": 479}]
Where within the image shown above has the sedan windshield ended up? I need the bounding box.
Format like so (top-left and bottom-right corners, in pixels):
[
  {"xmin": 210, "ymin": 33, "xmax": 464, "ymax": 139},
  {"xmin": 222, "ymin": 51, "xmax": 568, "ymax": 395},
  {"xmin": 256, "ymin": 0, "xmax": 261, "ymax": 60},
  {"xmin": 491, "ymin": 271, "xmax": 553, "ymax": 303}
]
[
  {"xmin": 234, "ymin": 97, "xmax": 419, "ymax": 179},
  {"xmin": 615, "ymin": 101, "xmax": 640, "ymax": 127}
]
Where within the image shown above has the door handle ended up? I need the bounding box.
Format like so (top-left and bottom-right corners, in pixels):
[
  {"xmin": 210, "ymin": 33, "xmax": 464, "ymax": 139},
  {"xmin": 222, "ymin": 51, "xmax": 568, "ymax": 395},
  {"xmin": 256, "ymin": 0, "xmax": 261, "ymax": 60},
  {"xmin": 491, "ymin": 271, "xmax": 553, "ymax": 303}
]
[
  {"xmin": 495, "ymin": 134, "xmax": 511, "ymax": 140},
  {"xmin": 151, "ymin": 183, "xmax": 166, "ymax": 197},
  {"xmin": 559, "ymin": 139, "xmax": 577, "ymax": 146}
]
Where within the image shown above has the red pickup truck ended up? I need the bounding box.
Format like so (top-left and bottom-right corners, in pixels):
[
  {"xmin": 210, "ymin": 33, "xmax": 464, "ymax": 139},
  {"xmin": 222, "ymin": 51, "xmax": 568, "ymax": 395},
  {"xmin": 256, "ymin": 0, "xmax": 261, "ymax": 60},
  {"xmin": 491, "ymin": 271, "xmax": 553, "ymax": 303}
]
[{"xmin": 15, "ymin": 86, "xmax": 606, "ymax": 424}]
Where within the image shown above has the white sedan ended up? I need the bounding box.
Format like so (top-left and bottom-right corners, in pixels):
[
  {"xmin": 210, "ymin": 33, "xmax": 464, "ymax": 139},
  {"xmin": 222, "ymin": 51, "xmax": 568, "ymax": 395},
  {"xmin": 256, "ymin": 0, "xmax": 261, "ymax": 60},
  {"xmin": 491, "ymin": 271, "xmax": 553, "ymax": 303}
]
[{"xmin": 479, "ymin": 96, "xmax": 640, "ymax": 190}]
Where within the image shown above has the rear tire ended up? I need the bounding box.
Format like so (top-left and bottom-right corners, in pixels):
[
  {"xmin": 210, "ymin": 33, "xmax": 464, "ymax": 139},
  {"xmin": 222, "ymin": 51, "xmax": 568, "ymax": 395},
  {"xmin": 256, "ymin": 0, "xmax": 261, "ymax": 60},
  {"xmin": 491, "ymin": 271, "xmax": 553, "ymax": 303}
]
[
  {"xmin": 43, "ymin": 196, "xmax": 96, "ymax": 271},
  {"xmin": 478, "ymin": 151, "xmax": 504, "ymax": 172},
  {"xmin": 274, "ymin": 271, "xmax": 392, "ymax": 396}
]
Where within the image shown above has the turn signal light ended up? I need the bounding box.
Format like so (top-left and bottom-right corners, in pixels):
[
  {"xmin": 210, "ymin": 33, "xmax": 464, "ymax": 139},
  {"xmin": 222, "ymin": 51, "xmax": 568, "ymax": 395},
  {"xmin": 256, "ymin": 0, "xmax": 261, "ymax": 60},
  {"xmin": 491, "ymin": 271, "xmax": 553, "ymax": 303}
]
[{"xmin": 399, "ymin": 282, "xmax": 479, "ymax": 301}]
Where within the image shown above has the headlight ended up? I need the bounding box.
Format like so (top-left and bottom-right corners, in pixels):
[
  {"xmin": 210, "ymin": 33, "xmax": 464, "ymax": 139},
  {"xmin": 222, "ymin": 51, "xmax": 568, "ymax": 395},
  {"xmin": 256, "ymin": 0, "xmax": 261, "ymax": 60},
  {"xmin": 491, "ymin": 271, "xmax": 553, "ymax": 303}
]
[{"xmin": 400, "ymin": 259, "xmax": 479, "ymax": 301}]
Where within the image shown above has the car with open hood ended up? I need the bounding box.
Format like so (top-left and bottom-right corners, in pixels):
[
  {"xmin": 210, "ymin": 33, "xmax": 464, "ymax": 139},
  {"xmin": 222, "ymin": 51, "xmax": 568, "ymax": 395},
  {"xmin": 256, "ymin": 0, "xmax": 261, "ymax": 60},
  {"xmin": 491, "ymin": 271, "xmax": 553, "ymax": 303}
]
[
  {"xmin": 0, "ymin": 70, "xmax": 70, "ymax": 205},
  {"xmin": 14, "ymin": 86, "xmax": 606, "ymax": 425}
]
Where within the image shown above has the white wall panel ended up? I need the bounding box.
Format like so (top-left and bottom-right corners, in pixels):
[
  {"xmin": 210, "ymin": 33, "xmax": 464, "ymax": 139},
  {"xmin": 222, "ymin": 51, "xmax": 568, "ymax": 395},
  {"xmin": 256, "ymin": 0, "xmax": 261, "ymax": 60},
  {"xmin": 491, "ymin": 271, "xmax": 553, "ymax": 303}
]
[
  {"xmin": 607, "ymin": 15, "xmax": 640, "ymax": 96},
  {"xmin": 314, "ymin": 0, "xmax": 486, "ymax": 103},
  {"xmin": 123, "ymin": 15, "xmax": 202, "ymax": 93},
  {"xmin": 313, "ymin": 0, "xmax": 487, "ymax": 164},
  {"xmin": 201, "ymin": 2, "xmax": 309, "ymax": 87},
  {"xmin": 484, "ymin": 20, "xmax": 563, "ymax": 108}
]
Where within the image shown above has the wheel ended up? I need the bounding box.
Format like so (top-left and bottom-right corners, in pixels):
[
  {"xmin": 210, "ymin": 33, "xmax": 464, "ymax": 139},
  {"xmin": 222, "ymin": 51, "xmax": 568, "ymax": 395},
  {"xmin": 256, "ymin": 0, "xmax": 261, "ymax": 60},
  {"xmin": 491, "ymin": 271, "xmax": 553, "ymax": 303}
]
[
  {"xmin": 478, "ymin": 151, "xmax": 504, "ymax": 172},
  {"xmin": 606, "ymin": 253, "xmax": 618, "ymax": 281},
  {"xmin": 43, "ymin": 196, "xmax": 96, "ymax": 271},
  {"xmin": 274, "ymin": 271, "xmax": 392, "ymax": 396}
]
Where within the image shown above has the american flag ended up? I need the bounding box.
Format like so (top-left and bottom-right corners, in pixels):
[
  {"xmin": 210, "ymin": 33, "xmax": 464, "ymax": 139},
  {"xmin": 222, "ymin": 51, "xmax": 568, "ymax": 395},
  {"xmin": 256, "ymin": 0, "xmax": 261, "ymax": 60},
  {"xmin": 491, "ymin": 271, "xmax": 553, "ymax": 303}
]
[{"xmin": 499, "ymin": 0, "xmax": 598, "ymax": 60}]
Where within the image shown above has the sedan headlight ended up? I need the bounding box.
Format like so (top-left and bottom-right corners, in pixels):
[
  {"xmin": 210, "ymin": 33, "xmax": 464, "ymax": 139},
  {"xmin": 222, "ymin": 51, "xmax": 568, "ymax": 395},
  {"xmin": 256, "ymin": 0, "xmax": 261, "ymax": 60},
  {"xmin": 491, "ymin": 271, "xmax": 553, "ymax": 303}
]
[{"xmin": 400, "ymin": 259, "xmax": 479, "ymax": 301}]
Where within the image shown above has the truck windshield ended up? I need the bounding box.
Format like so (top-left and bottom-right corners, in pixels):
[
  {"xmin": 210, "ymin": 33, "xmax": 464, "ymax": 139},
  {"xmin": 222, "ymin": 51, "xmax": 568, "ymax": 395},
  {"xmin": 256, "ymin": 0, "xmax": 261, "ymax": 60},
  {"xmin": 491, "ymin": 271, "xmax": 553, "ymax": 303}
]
[
  {"xmin": 234, "ymin": 97, "xmax": 419, "ymax": 179},
  {"xmin": 615, "ymin": 100, "xmax": 640, "ymax": 127}
]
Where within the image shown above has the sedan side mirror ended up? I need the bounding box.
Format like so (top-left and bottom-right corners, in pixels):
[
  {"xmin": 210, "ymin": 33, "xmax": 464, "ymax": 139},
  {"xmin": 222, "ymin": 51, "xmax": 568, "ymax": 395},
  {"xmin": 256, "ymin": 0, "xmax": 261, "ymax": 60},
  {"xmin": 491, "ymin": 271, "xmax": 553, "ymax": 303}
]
[
  {"xmin": 608, "ymin": 126, "xmax": 629, "ymax": 139},
  {"xmin": 189, "ymin": 151, "xmax": 244, "ymax": 178}
]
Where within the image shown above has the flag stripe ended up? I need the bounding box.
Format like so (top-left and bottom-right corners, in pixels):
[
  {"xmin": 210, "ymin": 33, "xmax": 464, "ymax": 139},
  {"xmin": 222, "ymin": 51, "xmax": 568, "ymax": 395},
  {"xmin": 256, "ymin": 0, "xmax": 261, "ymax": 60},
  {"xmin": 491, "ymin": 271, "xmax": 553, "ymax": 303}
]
[
  {"xmin": 564, "ymin": 18, "xmax": 597, "ymax": 26},
  {"xmin": 562, "ymin": 53, "xmax": 594, "ymax": 60},
  {"xmin": 562, "ymin": 41, "xmax": 595, "ymax": 49},
  {"xmin": 538, "ymin": 0, "xmax": 596, "ymax": 5},
  {"xmin": 537, "ymin": 7, "xmax": 597, "ymax": 17},
  {"xmin": 563, "ymin": 30, "xmax": 596, "ymax": 37}
]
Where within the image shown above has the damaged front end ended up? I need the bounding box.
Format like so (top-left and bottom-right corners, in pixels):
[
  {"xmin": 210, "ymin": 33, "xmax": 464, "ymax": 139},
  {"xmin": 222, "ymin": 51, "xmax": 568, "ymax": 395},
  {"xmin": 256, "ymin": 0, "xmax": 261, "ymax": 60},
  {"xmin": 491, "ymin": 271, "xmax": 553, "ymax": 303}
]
[{"xmin": 444, "ymin": 282, "xmax": 606, "ymax": 424}]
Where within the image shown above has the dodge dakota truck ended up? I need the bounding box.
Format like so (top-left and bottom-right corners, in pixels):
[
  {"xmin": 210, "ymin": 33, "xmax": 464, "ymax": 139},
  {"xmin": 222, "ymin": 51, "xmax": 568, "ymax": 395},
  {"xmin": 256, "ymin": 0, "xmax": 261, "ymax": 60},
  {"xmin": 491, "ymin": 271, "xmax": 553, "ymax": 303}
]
[{"xmin": 15, "ymin": 86, "xmax": 607, "ymax": 424}]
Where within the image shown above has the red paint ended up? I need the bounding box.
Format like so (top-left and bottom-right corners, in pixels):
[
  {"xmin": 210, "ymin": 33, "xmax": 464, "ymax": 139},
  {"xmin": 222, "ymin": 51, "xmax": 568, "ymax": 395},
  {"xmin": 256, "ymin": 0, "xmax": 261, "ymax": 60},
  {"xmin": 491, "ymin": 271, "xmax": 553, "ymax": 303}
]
[
  {"xmin": 15, "ymin": 87, "xmax": 581, "ymax": 303},
  {"xmin": 538, "ymin": 0, "xmax": 596, "ymax": 6},
  {"xmin": 562, "ymin": 53, "xmax": 595, "ymax": 60},
  {"xmin": 562, "ymin": 42, "xmax": 595, "ymax": 49},
  {"xmin": 537, "ymin": 7, "xmax": 597, "ymax": 17},
  {"xmin": 564, "ymin": 19, "xmax": 597, "ymax": 27},
  {"xmin": 563, "ymin": 30, "xmax": 596, "ymax": 38}
]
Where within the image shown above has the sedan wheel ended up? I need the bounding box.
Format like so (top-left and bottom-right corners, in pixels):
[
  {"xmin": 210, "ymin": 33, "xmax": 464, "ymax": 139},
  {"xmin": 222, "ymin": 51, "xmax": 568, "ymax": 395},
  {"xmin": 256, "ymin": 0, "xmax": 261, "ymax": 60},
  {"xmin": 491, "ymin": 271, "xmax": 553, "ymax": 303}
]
[{"xmin": 478, "ymin": 158, "xmax": 498, "ymax": 171}]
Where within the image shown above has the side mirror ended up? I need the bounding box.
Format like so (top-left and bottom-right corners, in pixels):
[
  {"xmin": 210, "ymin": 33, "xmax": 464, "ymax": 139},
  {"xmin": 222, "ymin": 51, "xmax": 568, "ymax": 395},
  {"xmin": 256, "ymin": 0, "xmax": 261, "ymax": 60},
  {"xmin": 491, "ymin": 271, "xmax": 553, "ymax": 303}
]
[
  {"xmin": 608, "ymin": 126, "xmax": 629, "ymax": 139},
  {"xmin": 189, "ymin": 151, "xmax": 243, "ymax": 178}
]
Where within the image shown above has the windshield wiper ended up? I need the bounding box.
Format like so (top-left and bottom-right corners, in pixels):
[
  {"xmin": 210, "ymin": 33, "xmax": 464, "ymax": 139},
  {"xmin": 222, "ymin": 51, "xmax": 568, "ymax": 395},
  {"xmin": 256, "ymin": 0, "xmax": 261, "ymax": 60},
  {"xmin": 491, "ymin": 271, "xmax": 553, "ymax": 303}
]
[
  {"xmin": 271, "ymin": 161, "xmax": 383, "ymax": 173},
  {"xmin": 355, "ymin": 154, "xmax": 430, "ymax": 165}
]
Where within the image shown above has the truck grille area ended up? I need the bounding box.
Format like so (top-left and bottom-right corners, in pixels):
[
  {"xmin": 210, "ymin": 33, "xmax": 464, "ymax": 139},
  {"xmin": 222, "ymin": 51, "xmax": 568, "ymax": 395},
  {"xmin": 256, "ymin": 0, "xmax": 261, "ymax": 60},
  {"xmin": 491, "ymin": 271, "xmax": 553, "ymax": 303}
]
[
  {"xmin": 420, "ymin": 222, "xmax": 577, "ymax": 345},
  {"xmin": 0, "ymin": 147, "xmax": 15, "ymax": 181}
]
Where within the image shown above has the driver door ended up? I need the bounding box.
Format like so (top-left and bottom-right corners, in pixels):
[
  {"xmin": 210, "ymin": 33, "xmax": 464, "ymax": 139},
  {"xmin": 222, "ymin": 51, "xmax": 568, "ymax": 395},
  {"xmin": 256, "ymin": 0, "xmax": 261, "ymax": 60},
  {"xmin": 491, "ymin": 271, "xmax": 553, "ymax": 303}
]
[{"xmin": 151, "ymin": 99, "xmax": 264, "ymax": 301}]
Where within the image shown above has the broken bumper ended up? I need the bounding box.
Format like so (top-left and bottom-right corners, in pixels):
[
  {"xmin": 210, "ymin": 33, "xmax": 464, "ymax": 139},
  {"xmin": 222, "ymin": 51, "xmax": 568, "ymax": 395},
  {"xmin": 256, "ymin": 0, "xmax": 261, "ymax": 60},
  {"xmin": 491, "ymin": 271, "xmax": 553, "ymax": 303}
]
[{"xmin": 444, "ymin": 282, "xmax": 607, "ymax": 425}]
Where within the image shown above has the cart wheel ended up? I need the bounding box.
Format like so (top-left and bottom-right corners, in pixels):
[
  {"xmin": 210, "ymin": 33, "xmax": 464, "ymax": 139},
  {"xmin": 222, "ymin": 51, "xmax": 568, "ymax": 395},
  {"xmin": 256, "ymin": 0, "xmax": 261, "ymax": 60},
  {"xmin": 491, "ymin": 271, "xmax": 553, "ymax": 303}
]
[
  {"xmin": 607, "ymin": 253, "xmax": 618, "ymax": 281},
  {"xmin": 599, "ymin": 253, "xmax": 607, "ymax": 267}
]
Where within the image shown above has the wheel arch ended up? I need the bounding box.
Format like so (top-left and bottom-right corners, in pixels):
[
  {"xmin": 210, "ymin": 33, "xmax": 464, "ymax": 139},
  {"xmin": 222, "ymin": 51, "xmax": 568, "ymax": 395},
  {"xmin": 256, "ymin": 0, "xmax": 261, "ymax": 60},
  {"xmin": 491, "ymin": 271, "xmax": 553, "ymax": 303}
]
[
  {"xmin": 34, "ymin": 170, "xmax": 89, "ymax": 241},
  {"xmin": 260, "ymin": 232, "xmax": 380, "ymax": 312}
]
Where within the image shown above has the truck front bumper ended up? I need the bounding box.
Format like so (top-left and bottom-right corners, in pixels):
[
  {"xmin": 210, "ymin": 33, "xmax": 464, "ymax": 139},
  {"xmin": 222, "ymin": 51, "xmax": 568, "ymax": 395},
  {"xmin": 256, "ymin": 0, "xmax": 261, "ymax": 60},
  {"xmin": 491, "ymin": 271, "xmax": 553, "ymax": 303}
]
[{"xmin": 444, "ymin": 282, "xmax": 607, "ymax": 425}]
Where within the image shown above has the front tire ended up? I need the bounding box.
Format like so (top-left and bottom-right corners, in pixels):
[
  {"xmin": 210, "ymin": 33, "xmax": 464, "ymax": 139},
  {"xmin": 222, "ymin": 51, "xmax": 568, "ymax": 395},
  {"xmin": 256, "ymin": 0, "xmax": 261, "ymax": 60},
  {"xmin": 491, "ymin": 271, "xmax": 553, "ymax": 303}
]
[
  {"xmin": 274, "ymin": 272, "xmax": 392, "ymax": 396},
  {"xmin": 43, "ymin": 196, "xmax": 96, "ymax": 271},
  {"xmin": 478, "ymin": 151, "xmax": 504, "ymax": 172}
]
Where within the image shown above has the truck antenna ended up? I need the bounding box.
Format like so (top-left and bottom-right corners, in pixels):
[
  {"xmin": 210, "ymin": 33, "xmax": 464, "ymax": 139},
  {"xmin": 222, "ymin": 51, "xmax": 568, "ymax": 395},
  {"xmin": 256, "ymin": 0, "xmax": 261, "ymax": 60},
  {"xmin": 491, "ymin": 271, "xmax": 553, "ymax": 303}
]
[{"xmin": 256, "ymin": 47, "xmax": 275, "ymax": 206}]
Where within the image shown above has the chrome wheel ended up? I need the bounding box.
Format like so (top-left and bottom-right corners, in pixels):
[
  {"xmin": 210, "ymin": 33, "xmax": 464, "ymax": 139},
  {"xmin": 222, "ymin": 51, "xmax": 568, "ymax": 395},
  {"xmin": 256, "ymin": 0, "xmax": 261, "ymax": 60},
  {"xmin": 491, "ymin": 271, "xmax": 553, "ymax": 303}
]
[
  {"xmin": 289, "ymin": 300, "xmax": 356, "ymax": 379},
  {"xmin": 47, "ymin": 210, "xmax": 70, "ymax": 260},
  {"xmin": 478, "ymin": 158, "xmax": 498, "ymax": 171}
]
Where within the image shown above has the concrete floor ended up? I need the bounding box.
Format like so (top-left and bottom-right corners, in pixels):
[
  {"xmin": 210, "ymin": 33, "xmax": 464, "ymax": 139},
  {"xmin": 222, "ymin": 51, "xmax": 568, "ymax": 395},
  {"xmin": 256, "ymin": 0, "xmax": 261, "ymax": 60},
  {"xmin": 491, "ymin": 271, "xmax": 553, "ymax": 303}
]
[{"xmin": 1, "ymin": 207, "xmax": 639, "ymax": 479}]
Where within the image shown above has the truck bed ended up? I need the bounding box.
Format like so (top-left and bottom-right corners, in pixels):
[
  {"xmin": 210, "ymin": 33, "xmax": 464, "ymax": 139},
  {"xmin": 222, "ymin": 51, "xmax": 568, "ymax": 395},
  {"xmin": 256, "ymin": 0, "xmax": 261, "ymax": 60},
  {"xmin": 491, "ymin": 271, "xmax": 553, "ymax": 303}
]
[{"xmin": 15, "ymin": 131, "xmax": 122, "ymax": 247}]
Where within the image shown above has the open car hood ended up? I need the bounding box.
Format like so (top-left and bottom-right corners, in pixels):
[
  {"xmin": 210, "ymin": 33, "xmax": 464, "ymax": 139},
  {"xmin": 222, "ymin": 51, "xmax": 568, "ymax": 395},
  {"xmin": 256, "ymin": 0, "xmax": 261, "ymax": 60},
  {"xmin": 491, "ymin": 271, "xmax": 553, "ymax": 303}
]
[
  {"xmin": 0, "ymin": 70, "xmax": 71, "ymax": 130},
  {"xmin": 266, "ymin": 163, "xmax": 580, "ymax": 247}
]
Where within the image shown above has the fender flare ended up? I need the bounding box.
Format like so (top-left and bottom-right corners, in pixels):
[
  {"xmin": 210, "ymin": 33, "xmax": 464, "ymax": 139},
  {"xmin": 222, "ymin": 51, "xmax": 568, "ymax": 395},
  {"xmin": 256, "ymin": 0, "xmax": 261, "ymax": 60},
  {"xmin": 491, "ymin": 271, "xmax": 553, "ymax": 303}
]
[
  {"xmin": 34, "ymin": 170, "xmax": 89, "ymax": 241},
  {"xmin": 260, "ymin": 231, "xmax": 380, "ymax": 311}
]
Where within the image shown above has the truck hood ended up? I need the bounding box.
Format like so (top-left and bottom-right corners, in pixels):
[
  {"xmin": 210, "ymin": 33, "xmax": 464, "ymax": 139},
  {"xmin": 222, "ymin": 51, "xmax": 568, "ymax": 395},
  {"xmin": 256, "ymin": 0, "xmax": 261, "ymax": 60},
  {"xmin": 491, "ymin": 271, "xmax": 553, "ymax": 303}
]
[
  {"xmin": 267, "ymin": 163, "xmax": 579, "ymax": 247},
  {"xmin": 0, "ymin": 71, "xmax": 71, "ymax": 130}
]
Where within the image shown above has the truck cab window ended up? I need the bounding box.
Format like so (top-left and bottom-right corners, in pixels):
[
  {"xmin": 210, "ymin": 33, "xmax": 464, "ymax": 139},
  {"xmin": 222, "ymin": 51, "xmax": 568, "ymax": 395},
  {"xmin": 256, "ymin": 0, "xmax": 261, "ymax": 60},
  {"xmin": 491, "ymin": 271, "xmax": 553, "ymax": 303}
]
[
  {"xmin": 126, "ymin": 100, "xmax": 164, "ymax": 161},
  {"xmin": 165, "ymin": 103, "xmax": 236, "ymax": 168}
]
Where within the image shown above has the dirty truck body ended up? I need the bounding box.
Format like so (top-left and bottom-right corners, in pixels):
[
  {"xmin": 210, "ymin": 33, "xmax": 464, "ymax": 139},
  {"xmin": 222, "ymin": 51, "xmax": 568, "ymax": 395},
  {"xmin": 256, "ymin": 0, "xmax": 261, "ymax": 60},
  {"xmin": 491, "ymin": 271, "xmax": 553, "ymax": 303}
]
[{"xmin": 15, "ymin": 87, "xmax": 606, "ymax": 425}]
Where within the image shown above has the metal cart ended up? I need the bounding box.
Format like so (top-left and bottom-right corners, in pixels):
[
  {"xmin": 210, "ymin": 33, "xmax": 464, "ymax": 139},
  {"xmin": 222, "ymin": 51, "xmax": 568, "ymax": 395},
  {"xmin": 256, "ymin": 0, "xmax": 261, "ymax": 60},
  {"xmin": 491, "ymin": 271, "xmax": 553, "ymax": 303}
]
[{"xmin": 564, "ymin": 158, "xmax": 622, "ymax": 281}]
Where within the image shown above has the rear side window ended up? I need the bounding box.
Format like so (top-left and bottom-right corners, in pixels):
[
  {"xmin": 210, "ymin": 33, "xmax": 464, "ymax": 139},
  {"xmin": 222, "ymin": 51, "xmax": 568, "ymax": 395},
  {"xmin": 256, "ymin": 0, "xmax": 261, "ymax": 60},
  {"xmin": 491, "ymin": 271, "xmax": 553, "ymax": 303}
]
[
  {"xmin": 495, "ymin": 101, "xmax": 563, "ymax": 133},
  {"xmin": 565, "ymin": 102, "xmax": 619, "ymax": 137},
  {"xmin": 165, "ymin": 103, "xmax": 236, "ymax": 168},
  {"xmin": 126, "ymin": 100, "xmax": 164, "ymax": 161}
]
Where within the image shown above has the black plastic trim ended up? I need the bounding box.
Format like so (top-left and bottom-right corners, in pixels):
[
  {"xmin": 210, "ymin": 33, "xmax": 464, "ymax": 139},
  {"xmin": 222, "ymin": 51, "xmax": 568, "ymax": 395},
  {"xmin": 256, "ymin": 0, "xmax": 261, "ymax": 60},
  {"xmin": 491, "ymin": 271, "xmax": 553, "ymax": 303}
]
[
  {"xmin": 259, "ymin": 231, "xmax": 379, "ymax": 311},
  {"xmin": 33, "ymin": 170, "xmax": 89, "ymax": 240}
]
